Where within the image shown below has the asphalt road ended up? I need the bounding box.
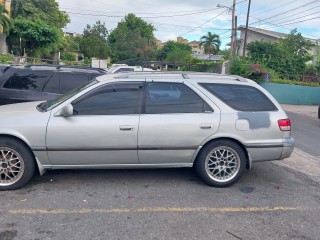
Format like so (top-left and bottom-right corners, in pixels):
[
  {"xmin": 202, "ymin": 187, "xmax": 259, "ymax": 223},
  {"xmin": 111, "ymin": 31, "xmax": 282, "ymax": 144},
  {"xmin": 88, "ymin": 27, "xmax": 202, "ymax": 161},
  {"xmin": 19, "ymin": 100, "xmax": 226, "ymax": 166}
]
[
  {"xmin": 0, "ymin": 162, "xmax": 320, "ymax": 240},
  {"xmin": 286, "ymin": 111, "xmax": 320, "ymax": 157}
]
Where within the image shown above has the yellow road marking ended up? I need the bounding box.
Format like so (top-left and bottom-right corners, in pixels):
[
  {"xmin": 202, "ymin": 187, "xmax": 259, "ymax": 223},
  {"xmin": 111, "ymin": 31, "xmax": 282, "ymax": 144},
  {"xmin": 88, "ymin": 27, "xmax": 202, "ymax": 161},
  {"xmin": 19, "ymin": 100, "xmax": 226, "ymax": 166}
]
[{"xmin": 1, "ymin": 206, "xmax": 302, "ymax": 215}]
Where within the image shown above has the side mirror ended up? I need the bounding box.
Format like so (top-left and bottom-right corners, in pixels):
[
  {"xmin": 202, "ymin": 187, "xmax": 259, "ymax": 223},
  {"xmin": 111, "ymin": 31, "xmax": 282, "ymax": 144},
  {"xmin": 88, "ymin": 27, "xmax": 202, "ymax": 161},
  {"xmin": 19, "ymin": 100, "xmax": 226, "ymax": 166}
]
[{"xmin": 60, "ymin": 104, "xmax": 73, "ymax": 117}]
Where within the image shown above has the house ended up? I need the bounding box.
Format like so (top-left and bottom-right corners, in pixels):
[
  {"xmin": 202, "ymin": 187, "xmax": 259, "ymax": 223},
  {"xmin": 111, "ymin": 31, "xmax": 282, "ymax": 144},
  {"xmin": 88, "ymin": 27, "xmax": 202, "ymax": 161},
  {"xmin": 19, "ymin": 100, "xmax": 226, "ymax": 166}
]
[
  {"xmin": 177, "ymin": 37, "xmax": 189, "ymax": 45},
  {"xmin": 189, "ymin": 41, "xmax": 204, "ymax": 54},
  {"xmin": 64, "ymin": 32, "xmax": 83, "ymax": 38},
  {"xmin": 238, "ymin": 26, "xmax": 319, "ymax": 61}
]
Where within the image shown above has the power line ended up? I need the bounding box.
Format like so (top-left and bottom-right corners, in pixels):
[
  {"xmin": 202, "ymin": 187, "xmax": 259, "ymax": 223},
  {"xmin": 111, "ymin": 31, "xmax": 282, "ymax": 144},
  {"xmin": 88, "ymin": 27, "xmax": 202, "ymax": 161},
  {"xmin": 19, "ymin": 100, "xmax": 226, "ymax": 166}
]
[
  {"xmin": 275, "ymin": 16, "xmax": 320, "ymax": 27},
  {"xmin": 271, "ymin": 9, "xmax": 320, "ymax": 26},
  {"xmin": 179, "ymin": 10, "xmax": 227, "ymax": 37},
  {"xmin": 250, "ymin": 0, "xmax": 300, "ymax": 16},
  {"xmin": 65, "ymin": 8, "xmax": 220, "ymax": 19},
  {"xmin": 61, "ymin": 7, "xmax": 220, "ymax": 15},
  {"xmin": 268, "ymin": 4, "xmax": 320, "ymax": 24},
  {"xmin": 250, "ymin": 0, "xmax": 319, "ymax": 25}
]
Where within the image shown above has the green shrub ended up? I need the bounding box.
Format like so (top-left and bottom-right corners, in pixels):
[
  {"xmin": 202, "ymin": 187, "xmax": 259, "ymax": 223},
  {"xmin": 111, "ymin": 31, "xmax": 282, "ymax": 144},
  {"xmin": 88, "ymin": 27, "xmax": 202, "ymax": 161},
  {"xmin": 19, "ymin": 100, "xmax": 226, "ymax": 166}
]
[
  {"xmin": 60, "ymin": 53, "xmax": 76, "ymax": 62},
  {"xmin": 270, "ymin": 78, "xmax": 319, "ymax": 87},
  {"xmin": 0, "ymin": 54, "xmax": 10, "ymax": 63}
]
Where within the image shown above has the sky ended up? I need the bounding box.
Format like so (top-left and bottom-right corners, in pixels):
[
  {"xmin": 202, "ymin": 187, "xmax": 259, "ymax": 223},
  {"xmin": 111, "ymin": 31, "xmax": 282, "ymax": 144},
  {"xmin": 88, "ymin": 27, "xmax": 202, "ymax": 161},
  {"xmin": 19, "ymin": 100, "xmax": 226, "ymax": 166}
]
[{"xmin": 57, "ymin": 0, "xmax": 320, "ymax": 49}]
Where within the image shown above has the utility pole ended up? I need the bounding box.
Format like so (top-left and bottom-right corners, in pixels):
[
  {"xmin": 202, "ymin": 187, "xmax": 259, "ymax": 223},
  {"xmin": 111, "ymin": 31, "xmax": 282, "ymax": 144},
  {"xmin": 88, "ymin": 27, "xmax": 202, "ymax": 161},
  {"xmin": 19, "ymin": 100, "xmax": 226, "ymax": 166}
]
[
  {"xmin": 234, "ymin": 15, "xmax": 237, "ymax": 56},
  {"xmin": 242, "ymin": 0, "xmax": 251, "ymax": 57},
  {"xmin": 230, "ymin": 0, "xmax": 236, "ymax": 58}
]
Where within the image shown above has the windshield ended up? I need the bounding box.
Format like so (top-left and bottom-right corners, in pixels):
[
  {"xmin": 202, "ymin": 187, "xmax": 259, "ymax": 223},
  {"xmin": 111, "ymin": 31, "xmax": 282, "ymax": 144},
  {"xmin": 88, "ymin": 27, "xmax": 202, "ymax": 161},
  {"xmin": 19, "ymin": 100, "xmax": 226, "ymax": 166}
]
[
  {"xmin": 37, "ymin": 80, "xmax": 98, "ymax": 112},
  {"xmin": 107, "ymin": 66, "xmax": 118, "ymax": 73}
]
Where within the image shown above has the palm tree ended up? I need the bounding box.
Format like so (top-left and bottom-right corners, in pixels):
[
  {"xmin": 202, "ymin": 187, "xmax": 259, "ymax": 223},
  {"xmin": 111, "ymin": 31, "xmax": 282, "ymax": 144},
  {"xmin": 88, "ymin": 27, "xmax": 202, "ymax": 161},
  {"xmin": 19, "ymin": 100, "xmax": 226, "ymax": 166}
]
[
  {"xmin": 200, "ymin": 32, "xmax": 221, "ymax": 55},
  {"xmin": 0, "ymin": 4, "xmax": 12, "ymax": 34}
]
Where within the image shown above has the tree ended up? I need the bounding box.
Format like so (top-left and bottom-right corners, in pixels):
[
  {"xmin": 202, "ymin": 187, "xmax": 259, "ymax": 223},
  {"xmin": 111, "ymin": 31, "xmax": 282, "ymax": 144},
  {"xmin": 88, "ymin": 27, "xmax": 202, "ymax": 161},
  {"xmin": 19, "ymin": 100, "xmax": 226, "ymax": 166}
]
[
  {"xmin": 157, "ymin": 41, "xmax": 192, "ymax": 61},
  {"xmin": 247, "ymin": 41, "xmax": 277, "ymax": 63},
  {"xmin": 79, "ymin": 35, "xmax": 109, "ymax": 59},
  {"xmin": 62, "ymin": 35, "xmax": 81, "ymax": 52},
  {"xmin": 84, "ymin": 20, "xmax": 108, "ymax": 43},
  {"xmin": 9, "ymin": 0, "xmax": 69, "ymax": 58},
  {"xmin": 8, "ymin": 18, "xmax": 59, "ymax": 57},
  {"xmin": 200, "ymin": 32, "xmax": 221, "ymax": 54},
  {"xmin": 246, "ymin": 29, "xmax": 314, "ymax": 79},
  {"xmin": 11, "ymin": 0, "xmax": 69, "ymax": 29},
  {"xmin": 0, "ymin": 4, "xmax": 12, "ymax": 34},
  {"xmin": 108, "ymin": 14, "xmax": 156, "ymax": 62}
]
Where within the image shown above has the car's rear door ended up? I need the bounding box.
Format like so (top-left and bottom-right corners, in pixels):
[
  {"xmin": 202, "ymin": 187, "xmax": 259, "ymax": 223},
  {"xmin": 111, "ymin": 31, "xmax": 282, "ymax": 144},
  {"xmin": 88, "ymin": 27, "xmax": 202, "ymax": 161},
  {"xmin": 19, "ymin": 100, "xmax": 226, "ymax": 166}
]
[
  {"xmin": 138, "ymin": 80, "xmax": 220, "ymax": 165},
  {"xmin": 46, "ymin": 81, "xmax": 143, "ymax": 166}
]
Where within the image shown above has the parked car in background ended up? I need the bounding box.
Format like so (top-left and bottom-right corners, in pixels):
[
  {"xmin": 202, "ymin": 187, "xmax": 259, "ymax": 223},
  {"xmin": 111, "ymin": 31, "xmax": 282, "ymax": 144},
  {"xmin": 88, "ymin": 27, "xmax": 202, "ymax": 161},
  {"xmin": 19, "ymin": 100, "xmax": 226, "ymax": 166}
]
[
  {"xmin": 0, "ymin": 65, "xmax": 106, "ymax": 105},
  {"xmin": 0, "ymin": 71, "xmax": 294, "ymax": 190},
  {"xmin": 107, "ymin": 64, "xmax": 154, "ymax": 73}
]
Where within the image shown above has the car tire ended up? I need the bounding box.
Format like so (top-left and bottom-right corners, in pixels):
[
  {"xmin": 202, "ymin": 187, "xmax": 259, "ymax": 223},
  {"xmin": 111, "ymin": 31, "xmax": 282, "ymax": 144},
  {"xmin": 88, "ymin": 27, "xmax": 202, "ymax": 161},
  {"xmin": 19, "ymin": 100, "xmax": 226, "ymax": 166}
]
[
  {"xmin": 0, "ymin": 137, "xmax": 35, "ymax": 191},
  {"xmin": 195, "ymin": 140, "xmax": 246, "ymax": 187}
]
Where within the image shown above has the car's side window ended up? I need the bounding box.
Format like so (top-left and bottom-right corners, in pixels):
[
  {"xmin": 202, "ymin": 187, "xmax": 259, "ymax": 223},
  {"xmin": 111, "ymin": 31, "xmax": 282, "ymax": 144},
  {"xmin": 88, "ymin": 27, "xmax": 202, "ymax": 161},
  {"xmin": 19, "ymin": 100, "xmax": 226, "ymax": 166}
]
[
  {"xmin": 43, "ymin": 74, "xmax": 60, "ymax": 93},
  {"xmin": 145, "ymin": 82, "xmax": 212, "ymax": 114},
  {"xmin": 3, "ymin": 70, "xmax": 52, "ymax": 91},
  {"xmin": 60, "ymin": 73, "xmax": 90, "ymax": 94},
  {"xmin": 72, "ymin": 82, "xmax": 143, "ymax": 115},
  {"xmin": 200, "ymin": 83, "xmax": 278, "ymax": 111}
]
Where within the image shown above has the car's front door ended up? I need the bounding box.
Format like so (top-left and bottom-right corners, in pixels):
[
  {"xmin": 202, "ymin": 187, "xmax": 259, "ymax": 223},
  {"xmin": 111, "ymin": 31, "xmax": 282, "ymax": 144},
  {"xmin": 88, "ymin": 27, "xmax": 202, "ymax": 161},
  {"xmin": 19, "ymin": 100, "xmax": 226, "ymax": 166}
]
[
  {"xmin": 138, "ymin": 81, "xmax": 220, "ymax": 165},
  {"xmin": 46, "ymin": 81, "xmax": 143, "ymax": 166}
]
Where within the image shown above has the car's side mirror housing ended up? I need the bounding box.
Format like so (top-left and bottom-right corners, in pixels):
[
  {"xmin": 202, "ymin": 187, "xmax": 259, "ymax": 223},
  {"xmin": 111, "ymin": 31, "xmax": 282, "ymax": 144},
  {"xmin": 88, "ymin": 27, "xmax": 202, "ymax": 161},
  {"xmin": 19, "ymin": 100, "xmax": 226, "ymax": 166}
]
[{"xmin": 60, "ymin": 104, "xmax": 73, "ymax": 117}]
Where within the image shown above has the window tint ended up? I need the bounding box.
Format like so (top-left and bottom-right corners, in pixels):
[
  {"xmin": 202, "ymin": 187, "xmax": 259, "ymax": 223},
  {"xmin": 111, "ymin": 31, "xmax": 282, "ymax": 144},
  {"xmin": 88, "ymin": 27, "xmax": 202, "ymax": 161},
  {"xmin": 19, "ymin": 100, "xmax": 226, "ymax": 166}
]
[
  {"xmin": 200, "ymin": 83, "xmax": 277, "ymax": 111},
  {"xmin": 43, "ymin": 74, "xmax": 59, "ymax": 93},
  {"xmin": 60, "ymin": 73, "xmax": 89, "ymax": 94},
  {"xmin": 145, "ymin": 82, "xmax": 212, "ymax": 114},
  {"xmin": 3, "ymin": 70, "xmax": 52, "ymax": 91},
  {"xmin": 72, "ymin": 82, "xmax": 142, "ymax": 115}
]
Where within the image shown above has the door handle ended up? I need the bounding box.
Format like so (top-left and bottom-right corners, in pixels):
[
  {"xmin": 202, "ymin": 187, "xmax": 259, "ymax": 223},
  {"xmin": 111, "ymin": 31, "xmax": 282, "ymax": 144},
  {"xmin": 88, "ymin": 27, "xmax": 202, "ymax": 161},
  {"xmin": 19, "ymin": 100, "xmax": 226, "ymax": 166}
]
[
  {"xmin": 119, "ymin": 125, "xmax": 134, "ymax": 131},
  {"xmin": 200, "ymin": 124, "xmax": 213, "ymax": 129}
]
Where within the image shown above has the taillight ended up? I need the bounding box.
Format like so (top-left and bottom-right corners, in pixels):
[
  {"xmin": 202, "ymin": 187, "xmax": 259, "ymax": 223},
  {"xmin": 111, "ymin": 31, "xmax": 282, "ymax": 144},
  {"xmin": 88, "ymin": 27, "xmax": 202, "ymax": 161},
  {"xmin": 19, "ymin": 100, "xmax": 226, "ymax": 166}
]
[{"xmin": 278, "ymin": 119, "xmax": 291, "ymax": 131}]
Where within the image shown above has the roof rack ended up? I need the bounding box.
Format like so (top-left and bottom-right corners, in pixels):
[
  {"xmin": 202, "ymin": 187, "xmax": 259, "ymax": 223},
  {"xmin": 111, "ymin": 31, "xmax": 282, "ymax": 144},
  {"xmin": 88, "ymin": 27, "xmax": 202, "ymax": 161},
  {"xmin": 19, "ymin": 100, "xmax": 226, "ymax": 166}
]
[
  {"xmin": 230, "ymin": 75, "xmax": 248, "ymax": 82},
  {"xmin": 24, "ymin": 64, "xmax": 107, "ymax": 73},
  {"xmin": 114, "ymin": 71, "xmax": 186, "ymax": 79}
]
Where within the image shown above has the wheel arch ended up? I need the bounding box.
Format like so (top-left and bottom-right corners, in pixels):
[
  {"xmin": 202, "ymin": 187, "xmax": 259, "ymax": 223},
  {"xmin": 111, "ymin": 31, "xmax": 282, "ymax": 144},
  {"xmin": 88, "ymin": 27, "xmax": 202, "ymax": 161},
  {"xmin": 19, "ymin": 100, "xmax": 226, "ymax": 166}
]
[
  {"xmin": 0, "ymin": 134, "xmax": 40, "ymax": 175},
  {"xmin": 194, "ymin": 137, "xmax": 249, "ymax": 165}
]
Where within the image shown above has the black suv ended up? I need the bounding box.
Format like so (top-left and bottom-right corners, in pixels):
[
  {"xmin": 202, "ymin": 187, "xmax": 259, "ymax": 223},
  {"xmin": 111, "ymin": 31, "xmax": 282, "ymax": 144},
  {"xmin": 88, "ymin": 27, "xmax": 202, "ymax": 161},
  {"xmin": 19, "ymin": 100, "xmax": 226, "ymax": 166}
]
[{"xmin": 0, "ymin": 65, "xmax": 106, "ymax": 105}]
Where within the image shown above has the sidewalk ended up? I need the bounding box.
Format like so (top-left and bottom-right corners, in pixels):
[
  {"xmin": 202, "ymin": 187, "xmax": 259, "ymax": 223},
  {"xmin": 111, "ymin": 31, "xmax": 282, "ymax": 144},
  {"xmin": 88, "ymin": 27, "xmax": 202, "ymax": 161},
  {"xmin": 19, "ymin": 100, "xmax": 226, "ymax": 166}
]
[
  {"xmin": 273, "ymin": 148, "xmax": 320, "ymax": 183},
  {"xmin": 281, "ymin": 104, "xmax": 319, "ymax": 119}
]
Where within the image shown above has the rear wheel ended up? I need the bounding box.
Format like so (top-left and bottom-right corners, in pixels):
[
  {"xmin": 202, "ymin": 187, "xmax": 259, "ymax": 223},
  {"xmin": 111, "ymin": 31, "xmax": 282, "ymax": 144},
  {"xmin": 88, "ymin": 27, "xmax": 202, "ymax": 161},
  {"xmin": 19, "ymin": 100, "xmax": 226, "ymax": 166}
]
[
  {"xmin": 195, "ymin": 140, "xmax": 246, "ymax": 187},
  {"xmin": 0, "ymin": 138, "xmax": 35, "ymax": 191}
]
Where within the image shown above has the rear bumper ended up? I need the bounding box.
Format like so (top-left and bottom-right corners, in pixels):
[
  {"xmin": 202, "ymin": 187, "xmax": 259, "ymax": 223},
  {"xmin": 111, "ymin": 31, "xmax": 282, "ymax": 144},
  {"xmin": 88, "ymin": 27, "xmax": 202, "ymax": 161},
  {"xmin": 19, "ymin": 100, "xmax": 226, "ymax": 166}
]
[
  {"xmin": 246, "ymin": 137, "xmax": 295, "ymax": 162},
  {"xmin": 280, "ymin": 137, "xmax": 295, "ymax": 159}
]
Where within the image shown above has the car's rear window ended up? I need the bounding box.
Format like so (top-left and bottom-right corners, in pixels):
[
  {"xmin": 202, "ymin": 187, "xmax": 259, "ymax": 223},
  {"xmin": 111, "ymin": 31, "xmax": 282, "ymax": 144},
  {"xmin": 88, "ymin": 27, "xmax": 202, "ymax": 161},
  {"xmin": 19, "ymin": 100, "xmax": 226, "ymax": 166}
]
[{"xmin": 199, "ymin": 83, "xmax": 278, "ymax": 111}]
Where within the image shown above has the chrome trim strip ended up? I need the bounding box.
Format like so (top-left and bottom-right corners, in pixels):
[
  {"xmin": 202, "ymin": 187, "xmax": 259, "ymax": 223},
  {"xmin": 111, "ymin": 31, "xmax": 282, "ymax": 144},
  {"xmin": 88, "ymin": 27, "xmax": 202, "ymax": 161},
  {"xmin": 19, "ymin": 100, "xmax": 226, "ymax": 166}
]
[
  {"xmin": 47, "ymin": 147, "xmax": 137, "ymax": 151},
  {"xmin": 36, "ymin": 146, "xmax": 199, "ymax": 152},
  {"xmin": 245, "ymin": 144, "xmax": 283, "ymax": 149},
  {"xmin": 46, "ymin": 163, "xmax": 193, "ymax": 169},
  {"xmin": 138, "ymin": 146, "xmax": 198, "ymax": 150},
  {"xmin": 31, "ymin": 147, "xmax": 47, "ymax": 151}
]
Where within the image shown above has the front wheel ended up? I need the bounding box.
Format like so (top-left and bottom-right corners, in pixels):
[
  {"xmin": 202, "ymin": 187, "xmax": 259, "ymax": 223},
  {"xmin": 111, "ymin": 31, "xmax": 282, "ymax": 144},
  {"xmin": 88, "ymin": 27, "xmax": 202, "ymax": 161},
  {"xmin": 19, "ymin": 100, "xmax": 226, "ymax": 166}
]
[
  {"xmin": 0, "ymin": 138, "xmax": 35, "ymax": 191},
  {"xmin": 195, "ymin": 140, "xmax": 246, "ymax": 187}
]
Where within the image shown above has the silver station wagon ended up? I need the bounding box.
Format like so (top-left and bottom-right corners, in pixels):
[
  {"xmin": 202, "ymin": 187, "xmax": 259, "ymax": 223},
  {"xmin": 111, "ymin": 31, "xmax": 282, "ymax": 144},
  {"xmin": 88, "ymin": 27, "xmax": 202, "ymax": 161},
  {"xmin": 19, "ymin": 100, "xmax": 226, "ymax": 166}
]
[{"xmin": 0, "ymin": 72, "xmax": 294, "ymax": 190}]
